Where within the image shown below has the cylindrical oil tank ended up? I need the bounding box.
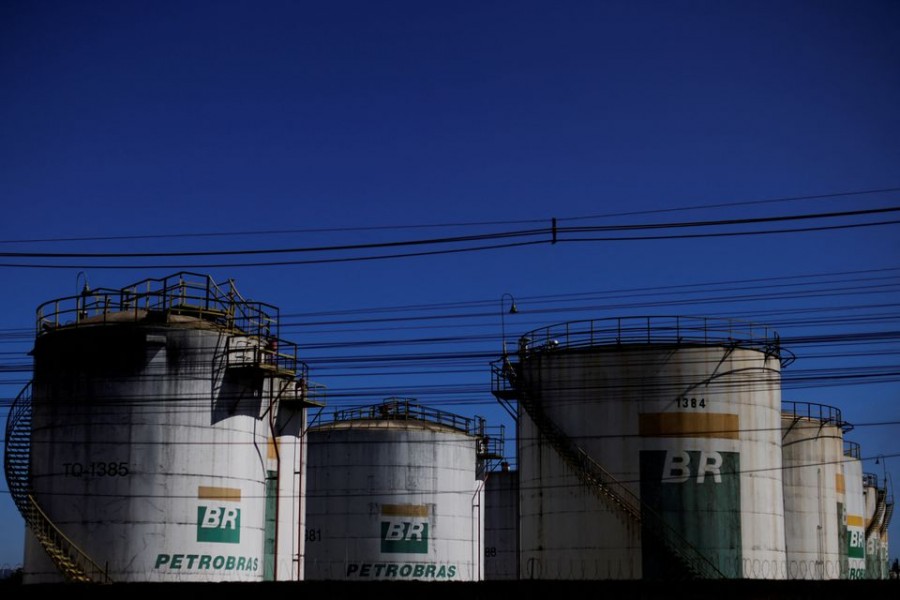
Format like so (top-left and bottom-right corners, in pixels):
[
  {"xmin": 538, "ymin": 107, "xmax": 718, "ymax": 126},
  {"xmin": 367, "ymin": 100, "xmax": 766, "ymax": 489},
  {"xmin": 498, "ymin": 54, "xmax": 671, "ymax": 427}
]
[
  {"xmin": 863, "ymin": 473, "xmax": 891, "ymax": 579},
  {"xmin": 484, "ymin": 463, "xmax": 518, "ymax": 580},
  {"xmin": 781, "ymin": 401, "xmax": 849, "ymax": 579},
  {"xmin": 502, "ymin": 316, "xmax": 788, "ymax": 580},
  {"xmin": 16, "ymin": 273, "xmax": 312, "ymax": 583},
  {"xmin": 842, "ymin": 441, "xmax": 866, "ymax": 579},
  {"xmin": 305, "ymin": 399, "xmax": 485, "ymax": 581}
]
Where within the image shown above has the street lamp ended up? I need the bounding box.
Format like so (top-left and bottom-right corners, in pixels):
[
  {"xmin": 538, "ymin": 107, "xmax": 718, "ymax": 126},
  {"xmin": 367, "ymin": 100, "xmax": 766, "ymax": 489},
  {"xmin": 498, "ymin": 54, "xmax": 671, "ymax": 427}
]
[
  {"xmin": 875, "ymin": 454, "xmax": 888, "ymax": 486},
  {"xmin": 500, "ymin": 293, "xmax": 519, "ymax": 355},
  {"xmin": 75, "ymin": 271, "xmax": 91, "ymax": 322}
]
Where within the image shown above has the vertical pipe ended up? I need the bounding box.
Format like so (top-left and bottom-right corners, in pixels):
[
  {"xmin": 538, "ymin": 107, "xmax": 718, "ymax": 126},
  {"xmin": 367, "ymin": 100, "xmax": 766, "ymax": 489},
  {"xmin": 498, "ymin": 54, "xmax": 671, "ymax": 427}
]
[
  {"xmin": 300, "ymin": 403, "xmax": 311, "ymax": 580},
  {"xmin": 266, "ymin": 379, "xmax": 281, "ymax": 581},
  {"xmin": 817, "ymin": 467, "xmax": 825, "ymax": 579}
]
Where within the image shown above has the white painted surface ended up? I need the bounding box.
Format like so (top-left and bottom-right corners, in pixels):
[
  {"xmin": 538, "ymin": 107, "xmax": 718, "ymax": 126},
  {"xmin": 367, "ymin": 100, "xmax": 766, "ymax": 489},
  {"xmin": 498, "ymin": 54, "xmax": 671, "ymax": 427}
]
[
  {"xmin": 305, "ymin": 420, "xmax": 482, "ymax": 581},
  {"xmin": 517, "ymin": 342, "xmax": 786, "ymax": 579},
  {"xmin": 25, "ymin": 324, "xmax": 272, "ymax": 582},
  {"xmin": 781, "ymin": 413, "xmax": 843, "ymax": 579}
]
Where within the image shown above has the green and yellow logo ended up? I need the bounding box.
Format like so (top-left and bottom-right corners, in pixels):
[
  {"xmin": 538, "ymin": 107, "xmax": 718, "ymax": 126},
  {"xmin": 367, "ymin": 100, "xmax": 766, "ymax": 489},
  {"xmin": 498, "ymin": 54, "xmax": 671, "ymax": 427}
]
[
  {"xmin": 380, "ymin": 504, "xmax": 429, "ymax": 554},
  {"xmin": 848, "ymin": 515, "xmax": 866, "ymax": 559},
  {"xmin": 196, "ymin": 486, "xmax": 241, "ymax": 544}
]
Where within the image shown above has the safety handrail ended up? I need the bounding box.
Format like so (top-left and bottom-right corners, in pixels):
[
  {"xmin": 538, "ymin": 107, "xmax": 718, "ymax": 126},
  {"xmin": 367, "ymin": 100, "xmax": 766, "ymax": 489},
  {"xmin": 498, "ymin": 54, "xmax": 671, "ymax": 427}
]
[
  {"xmin": 782, "ymin": 401, "xmax": 852, "ymax": 433},
  {"xmin": 518, "ymin": 316, "xmax": 793, "ymax": 368},
  {"xmin": 4, "ymin": 382, "xmax": 110, "ymax": 582},
  {"xmin": 329, "ymin": 398, "xmax": 488, "ymax": 438},
  {"xmin": 36, "ymin": 272, "xmax": 280, "ymax": 343},
  {"xmin": 843, "ymin": 440, "xmax": 861, "ymax": 459},
  {"xmin": 491, "ymin": 356, "xmax": 725, "ymax": 579}
]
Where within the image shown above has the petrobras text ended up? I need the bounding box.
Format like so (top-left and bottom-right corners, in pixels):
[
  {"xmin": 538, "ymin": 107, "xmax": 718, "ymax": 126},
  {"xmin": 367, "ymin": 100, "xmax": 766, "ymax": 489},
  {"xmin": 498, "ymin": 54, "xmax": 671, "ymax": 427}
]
[
  {"xmin": 154, "ymin": 553, "xmax": 259, "ymax": 572},
  {"xmin": 346, "ymin": 562, "xmax": 457, "ymax": 579}
]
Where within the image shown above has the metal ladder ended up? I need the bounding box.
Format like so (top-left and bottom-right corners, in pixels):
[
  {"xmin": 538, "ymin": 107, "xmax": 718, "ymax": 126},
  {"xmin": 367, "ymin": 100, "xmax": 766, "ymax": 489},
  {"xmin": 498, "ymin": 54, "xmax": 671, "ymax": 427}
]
[
  {"xmin": 3, "ymin": 382, "xmax": 110, "ymax": 583},
  {"xmin": 867, "ymin": 487, "xmax": 887, "ymax": 539},
  {"xmin": 880, "ymin": 500, "xmax": 894, "ymax": 538},
  {"xmin": 492, "ymin": 358, "xmax": 724, "ymax": 579}
]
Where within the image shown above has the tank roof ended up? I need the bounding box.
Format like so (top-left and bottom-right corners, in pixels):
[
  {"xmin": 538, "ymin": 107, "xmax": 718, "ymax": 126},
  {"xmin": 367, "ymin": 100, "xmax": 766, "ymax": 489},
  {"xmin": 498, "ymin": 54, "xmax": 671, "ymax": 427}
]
[
  {"xmin": 515, "ymin": 315, "xmax": 793, "ymax": 368},
  {"xmin": 310, "ymin": 418, "xmax": 474, "ymax": 435},
  {"xmin": 315, "ymin": 398, "xmax": 486, "ymax": 437},
  {"xmin": 36, "ymin": 271, "xmax": 280, "ymax": 339},
  {"xmin": 34, "ymin": 272, "xmax": 310, "ymax": 381},
  {"xmin": 782, "ymin": 400, "xmax": 853, "ymax": 433}
]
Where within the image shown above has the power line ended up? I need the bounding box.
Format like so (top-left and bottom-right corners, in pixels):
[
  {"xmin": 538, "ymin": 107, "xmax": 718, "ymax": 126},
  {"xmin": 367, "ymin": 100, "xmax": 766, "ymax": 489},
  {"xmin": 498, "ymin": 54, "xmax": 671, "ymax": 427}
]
[
  {"xmin": 1, "ymin": 186, "xmax": 896, "ymax": 246},
  {"xmin": 1, "ymin": 451, "xmax": 897, "ymax": 500},
  {"xmin": 558, "ymin": 186, "xmax": 900, "ymax": 222},
  {"xmin": 0, "ymin": 239, "xmax": 547, "ymax": 269},
  {"xmin": 0, "ymin": 206, "xmax": 897, "ymax": 269}
]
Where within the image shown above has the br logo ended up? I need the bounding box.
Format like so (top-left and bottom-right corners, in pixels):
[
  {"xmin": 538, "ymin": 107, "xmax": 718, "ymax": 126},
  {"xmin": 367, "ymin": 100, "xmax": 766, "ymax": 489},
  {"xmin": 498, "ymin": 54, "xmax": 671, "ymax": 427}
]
[
  {"xmin": 196, "ymin": 486, "xmax": 241, "ymax": 544},
  {"xmin": 380, "ymin": 504, "xmax": 429, "ymax": 554},
  {"xmin": 662, "ymin": 450, "xmax": 725, "ymax": 483},
  {"xmin": 849, "ymin": 529, "xmax": 865, "ymax": 558}
]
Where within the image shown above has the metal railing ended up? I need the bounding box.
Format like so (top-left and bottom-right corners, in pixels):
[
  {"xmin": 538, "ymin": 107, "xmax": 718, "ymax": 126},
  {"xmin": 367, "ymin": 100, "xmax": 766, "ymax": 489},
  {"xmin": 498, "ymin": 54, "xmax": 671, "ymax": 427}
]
[
  {"xmin": 867, "ymin": 486, "xmax": 888, "ymax": 539},
  {"xmin": 491, "ymin": 357, "xmax": 518, "ymax": 399},
  {"xmin": 225, "ymin": 335, "xmax": 305, "ymax": 379},
  {"xmin": 536, "ymin": 406, "xmax": 723, "ymax": 579},
  {"xmin": 36, "ymin": 272, "xmax": 280, "ymax": 342},
  {"xmin": 4, "ymin": 382, "xmax": 109, "ymax": 583},
  {"xmin": 782, "ymin": 401, "xmax": 852, "ymax": 433},
  {"xmin": 491, "ymin": 356, "xmax": 725, "ymax": 579},
  {"xmin": 863, "ymin": 472, "xmax": 880, "ymax": 489},
  {"xmin": 478, "ymin": 424, "xmax": 505, "ymax": 460},
  {"xmin": 881, "ymin": 498, "xmax": 894, "ymax": 534},
  {"xmin": 843, "ymin": 440, "xmax": 861, "ymax": 459},
  {"xmin": 517, "ymin": 316, "xmax": 794, "ymax": 368},
  {"xmin": 25, "ymin": 496, "xmax": 110, "ymax": 583},
  {"xmin": 331, "ymin": 398, "xmax": 487, "ymax": 437},
  {"xmin": 4, "ymin": 383, "xmax": 32, "ymax": 508},
  {"xmin": 304, "ymin": 382, "xmax": 327, "ymax": 407}
]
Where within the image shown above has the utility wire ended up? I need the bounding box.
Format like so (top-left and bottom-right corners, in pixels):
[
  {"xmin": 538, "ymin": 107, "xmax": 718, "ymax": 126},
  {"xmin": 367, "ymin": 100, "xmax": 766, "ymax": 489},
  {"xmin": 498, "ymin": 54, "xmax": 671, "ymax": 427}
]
[
  {"xmin": 0, "ymin": 205, "xmax": 897, "ymax": 258},
  {"xmin": 0, "ymin": 206, "xmax": 897, "ymax": 270},
  {"xmin": 1, "ymin": 186, "xmax": 896, "ymax": 245}
]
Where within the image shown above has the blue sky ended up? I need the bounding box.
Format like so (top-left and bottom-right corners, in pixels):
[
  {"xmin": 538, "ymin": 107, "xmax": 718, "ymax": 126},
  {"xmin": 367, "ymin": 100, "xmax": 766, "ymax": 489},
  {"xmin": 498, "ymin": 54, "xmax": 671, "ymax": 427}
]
[{"xmin": 1, "ymin": 1, "xmax": 898, "ymax": 570}]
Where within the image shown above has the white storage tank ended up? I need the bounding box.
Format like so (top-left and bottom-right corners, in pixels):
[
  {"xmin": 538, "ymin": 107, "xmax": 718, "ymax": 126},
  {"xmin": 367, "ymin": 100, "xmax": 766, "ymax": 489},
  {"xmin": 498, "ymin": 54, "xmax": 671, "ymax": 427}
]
[
  {"xmin": 493, "ymin": 316, "xmax": 790, "ymax": 579},
  {"xmin": 304, "ymin": 399, "xmax": 487, "ymax": 581},
  {"xmin": 484, "ymin": 463, "xmax": 518, "ymax": 580},
  {"xmin": 780, "ymin": 401, "xmax": 849, "ymax": 579},
  {"xmin": 5, "ymin": 273, "xmax": 318, "ymax": 583},
  {"xmin": 842, "ymin": 441, "xmax": 866, "ymax": 579},
  {"xmin": 863, "ymin": 472, "xmax": 893, "ymax": 579}
]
